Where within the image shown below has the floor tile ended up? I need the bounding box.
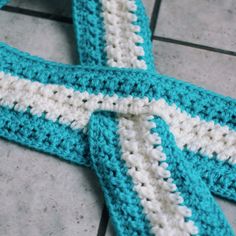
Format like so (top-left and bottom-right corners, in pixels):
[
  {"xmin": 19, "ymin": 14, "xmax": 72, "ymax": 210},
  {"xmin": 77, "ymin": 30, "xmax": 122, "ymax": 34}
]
[
  {"xmin": 0, "ymin": 139, "xmax": 103, "ymax": 236},
  {"xmin": 155, "ymin": 0, "xmax": 236, "ymax": 51},
  {"xmin": 7, "ymin": 0, "xmax": 71, "ymax": 17},
  {"xmin": 217, "ymin": 197, "xmax": 236, "ymax": 232},
  {"xmin": 153, "ymin": 40, "xmax": 236, "ymax": 97},
  {"xmin": 0, "ymin": 11, "xmax": 78, "ymax": 64},
  {"xmin": 142, "ymin": 0, "xmax": 155, "ymax": 18},
  {"xmin": 105, "ymin": 219, "xmax": 115, "ymax": 236}
]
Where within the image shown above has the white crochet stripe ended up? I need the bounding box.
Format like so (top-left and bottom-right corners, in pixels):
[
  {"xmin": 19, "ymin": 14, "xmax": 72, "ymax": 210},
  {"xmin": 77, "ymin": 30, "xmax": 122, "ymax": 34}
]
[
  {"xmin": 118, "ymin": 115, "xmax": 199, "ymax": 235},
  {"xmin": 101, "ymin": 0, "xmax": 147, "ymax": 69},
  {"xmin": 0, "ymin": 71, "xmax": 235, "ymax": 164},
  {"xmin": 102, "ymin": 2, "xmax": 198, "ymax": 233},
  {"xmin": 153, "ymin": 101, "xmax": 236, "ymax": 164}
]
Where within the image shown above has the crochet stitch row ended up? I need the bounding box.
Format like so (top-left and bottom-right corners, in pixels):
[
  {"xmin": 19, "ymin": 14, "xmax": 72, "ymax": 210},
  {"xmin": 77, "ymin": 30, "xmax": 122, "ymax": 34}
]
[
  {"xmin": 0, "ymin": 73, "xmax": 235, "ymax": 164},
  {"xmin": 118, "ymin": 115, "xmax": 198, "ymax": 235},
  {"xmin": 72, "ymin": 0, "xmax": 155, "ymax": 70}
]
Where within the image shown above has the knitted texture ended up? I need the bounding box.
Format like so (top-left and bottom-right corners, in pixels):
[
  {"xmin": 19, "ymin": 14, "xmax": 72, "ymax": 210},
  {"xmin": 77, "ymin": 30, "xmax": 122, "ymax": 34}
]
[{"xmin": 0, "ymin": 0, "xmax": 235, "ymax": 235}]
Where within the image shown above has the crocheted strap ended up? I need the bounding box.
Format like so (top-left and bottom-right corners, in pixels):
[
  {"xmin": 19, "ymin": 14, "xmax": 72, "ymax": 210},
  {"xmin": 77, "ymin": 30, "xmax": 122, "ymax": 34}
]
[
  {"xmin": 0, "ymin": 52, "xmax": 235, "ymax": 165},
  {"xmin": 70, "ymin": 0, "xmax": 236, "ymax": 203},
  {"xmin": 63, "ymin": 0, "xmax": 236, "ymax": 205},
  {"xmin": 89, "ymin": 111, "xmax": 234, "ymax": 236},
  {"xmin": 72, "ymin": 0, "xmax": 155, "ymax": 70},
  {"xmin": 0, "ymin": 1, "xmax": 236, "ymax": 235}
]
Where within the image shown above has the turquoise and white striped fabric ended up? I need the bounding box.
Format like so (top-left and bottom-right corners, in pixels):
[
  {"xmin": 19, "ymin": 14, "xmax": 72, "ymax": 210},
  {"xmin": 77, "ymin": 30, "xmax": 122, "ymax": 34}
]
[{"xmin": 0, "ymin": 0, "xmax": 235, "ymax": 235}]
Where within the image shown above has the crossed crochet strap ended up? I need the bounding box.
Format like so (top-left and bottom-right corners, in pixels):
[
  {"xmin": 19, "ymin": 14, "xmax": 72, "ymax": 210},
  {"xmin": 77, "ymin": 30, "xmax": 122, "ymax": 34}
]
[{"xmin": 0, "ymin": 0, "xmax": 235, "ymax": 235}]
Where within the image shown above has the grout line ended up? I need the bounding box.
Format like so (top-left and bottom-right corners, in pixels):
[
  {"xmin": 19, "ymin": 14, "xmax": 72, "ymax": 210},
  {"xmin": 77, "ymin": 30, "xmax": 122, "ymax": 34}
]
[
  {"xmin": 153, "ymin": 35, "xmax": 236, "ymax": 57},
  {"xmin": 2, "ymin": 5, "xmax": 236, "ymax": 57},
  {"xmin": 97, "ymin": 204, "xmax": 109, "ymax": 236},
  {"xmin": 1, "ymin": 5, "xmax": 72, "ymax": 23},
  {"xmin": 150, "ymin": 0, "xmax": 162, "ymax": 37}
]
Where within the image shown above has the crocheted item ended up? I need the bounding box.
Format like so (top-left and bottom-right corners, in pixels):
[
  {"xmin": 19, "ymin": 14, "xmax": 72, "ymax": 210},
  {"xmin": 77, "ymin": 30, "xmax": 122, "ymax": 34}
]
[
  {"xmin": 0, "ymin": 0, "xmax": 235, "ymax": 235},
  {"xmin": 89, "ymin": 112, "xmax": 233, "ymax": 235}
]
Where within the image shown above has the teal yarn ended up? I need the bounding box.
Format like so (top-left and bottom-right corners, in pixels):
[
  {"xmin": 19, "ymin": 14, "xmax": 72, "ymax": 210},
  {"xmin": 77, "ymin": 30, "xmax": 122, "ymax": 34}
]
[
  {"xmin": 0, "ymin": 43, "xmax": 235, "ymax": 130},
  {"xmin": 89, "ymin": 112, "xmax": 153, "ymax": 236},
  {"xmin": 72, "ymin": 0, "xmax": 107, "ymax": 66},
  {"xmin": 72, "ymin": 0, "xmax": 155, "ymax": 71},
  {"xmin": 0, "ymin": 105, "xmax": 90, "ymax": 167},
  {"xmin": 182, "ymin": 149, "xmax": 236, "ymax": 202},
  {"xmin": 0, "ymin": 0, "xmax": 235, "ymax": 235},
  {"xmin": 151, "ymin": 117, "xmax": 234, "ymax": 236},
  {"xmin": 0, "ymin": 0, "xmax": 8, "ymax": 8},
  {"xmin": 0, "ymin": 0, "xmax": 158, "ymax": 173}
]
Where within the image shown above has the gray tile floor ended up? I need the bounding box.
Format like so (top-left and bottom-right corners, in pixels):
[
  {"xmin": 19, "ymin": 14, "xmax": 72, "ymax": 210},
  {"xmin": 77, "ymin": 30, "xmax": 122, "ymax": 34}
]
[
  {"xmin": 155, "ymin": 0, "xmax": 236, "ymax": 51},
  {"xmin": 0, "ymin": 0, "xmax": 235, "ymax": 235}
]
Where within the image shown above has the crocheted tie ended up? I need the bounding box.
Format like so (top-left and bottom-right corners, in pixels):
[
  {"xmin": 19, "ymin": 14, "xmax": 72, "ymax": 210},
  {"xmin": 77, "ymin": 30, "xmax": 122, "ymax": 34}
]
[{"xmin": 0, "ymin": 0, "xmax": 235, "ymax": 235}]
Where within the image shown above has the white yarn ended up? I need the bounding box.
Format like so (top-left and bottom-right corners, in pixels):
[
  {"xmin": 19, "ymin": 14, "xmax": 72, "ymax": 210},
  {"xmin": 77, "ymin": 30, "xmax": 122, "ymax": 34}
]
[
  {"xmin": 0, "ymin": 72, "xmax": 235, "ymax": 164},
  {"xmin": 118, "ymin": 115, "xmax": 199, "ymax": 236},
  {"xmin": 0, "ymin": 1, "xmax": 230, "ymax": 234},
  {"xmin": 101, "ymin": 0, "xmax": 147, "ymax": 69},
  {"xmin": 100, "ymin": 0, "xmax": 236, "ymax": 164}
]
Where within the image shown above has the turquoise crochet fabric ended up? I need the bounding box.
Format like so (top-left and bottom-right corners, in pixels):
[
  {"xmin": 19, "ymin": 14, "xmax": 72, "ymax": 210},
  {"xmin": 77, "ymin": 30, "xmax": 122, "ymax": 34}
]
[
  {"xmin": 0, "ymin": 0, "xmax": 8, "ymax": 8},
  {"xmin": 0, "ymin": 0, "xmax": 235, "ymax": 235}
]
